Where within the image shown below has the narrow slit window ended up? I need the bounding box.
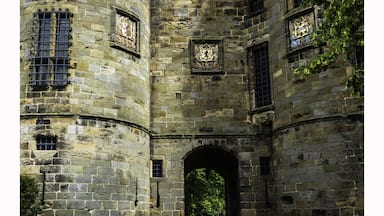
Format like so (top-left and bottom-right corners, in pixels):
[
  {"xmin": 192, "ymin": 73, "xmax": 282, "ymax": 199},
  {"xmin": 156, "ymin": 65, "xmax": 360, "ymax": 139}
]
[
  {"xmin": 260, "ymin": 157, "xmax": 271, "ymax": 176},
  {"xmin": 30, "ymin": 11, "xmax": 52, "ymax": 89},
  {"xmin": 54, "ymin": 11, "xmax": 70, "ymax": 87},
  {"xmin": 152, "ymin": 160, "xmax": 163, "ymax": 177},
  {"xmin": 36, "ymin": 135, "xmax": 57, "ymax": 150},
  {"xmin": 253, "ymin": 42, "xmax": 272, "ymax": 108},
  {"xmin": 37, "ymin": 12, "xmax": 52, "ymax": 58}
]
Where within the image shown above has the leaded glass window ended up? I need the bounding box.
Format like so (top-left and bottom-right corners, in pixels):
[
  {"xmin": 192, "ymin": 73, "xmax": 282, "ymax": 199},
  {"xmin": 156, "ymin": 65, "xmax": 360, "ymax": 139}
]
[
  {"xmin": 152, "ymin": 160, "xmax": 163, "ymax": 177},
  {"xmin": 250, "ymin": 42, "xmax": 272, "ymax": 108}
]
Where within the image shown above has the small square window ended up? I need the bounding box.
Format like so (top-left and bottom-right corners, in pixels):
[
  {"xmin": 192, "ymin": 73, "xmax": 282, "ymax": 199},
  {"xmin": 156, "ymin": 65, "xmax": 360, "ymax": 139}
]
[
  {"xmin": 36, "ymin": 135, "xmax": 57, "ymax": 150},
  {"xmin": 152, "ymin": 160, "xmax": 163, "ymax": 177}
]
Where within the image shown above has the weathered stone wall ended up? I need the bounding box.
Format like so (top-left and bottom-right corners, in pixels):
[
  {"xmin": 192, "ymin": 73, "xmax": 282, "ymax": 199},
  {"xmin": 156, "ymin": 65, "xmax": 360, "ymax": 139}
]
[
  {"xmin": 150, "ymin": 0, "xmax": 254, "ymax": 135},
  {"xmin": 20, "ymin": 0, "xmax": 151, "ymax": 128},
  {"xmin": 20, "ymin": 116, "xmax": 151, "ymax": 215},
  {"xmin": 272, "ymin": 118, "xmax": 364, "ymax": 216},
  {"xmin": 149, "ymin": 0, "xmax": 275, "ymax": 215},
  {"xmin": 19, "ymin": 0, "xmax": 364, "ymax": 215},
  {"xmin": 262, "ymin": 1, "xmax": 364, "ymax": 215},
  {"xmin": 149, "ymin": 135, "xmax": 273, "ymax": 216}
]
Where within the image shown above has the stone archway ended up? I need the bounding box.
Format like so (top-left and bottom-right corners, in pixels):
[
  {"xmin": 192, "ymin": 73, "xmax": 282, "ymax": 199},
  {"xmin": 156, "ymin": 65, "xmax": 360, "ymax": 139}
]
[{"xmin": 184, "ymin": 146, "xmax": 240, "ymax": 216}]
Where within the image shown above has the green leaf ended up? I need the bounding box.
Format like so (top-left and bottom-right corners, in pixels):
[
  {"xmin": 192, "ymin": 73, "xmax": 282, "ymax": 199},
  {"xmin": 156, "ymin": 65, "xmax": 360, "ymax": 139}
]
[{"xmin": 297, "ymin": 0, "xmax": 363, "ymax": 94}]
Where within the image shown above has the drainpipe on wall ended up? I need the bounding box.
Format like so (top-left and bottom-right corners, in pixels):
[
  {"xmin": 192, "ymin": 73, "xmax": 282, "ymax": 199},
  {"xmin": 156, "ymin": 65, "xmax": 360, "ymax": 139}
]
[{"xmin": 41, "ymin": 171, "xmax": 46, "ymax": 206}]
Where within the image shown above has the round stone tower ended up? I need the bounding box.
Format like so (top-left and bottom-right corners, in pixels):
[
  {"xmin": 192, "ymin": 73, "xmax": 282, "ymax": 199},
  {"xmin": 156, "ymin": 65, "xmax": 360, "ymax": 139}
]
[
  {"xmin": 265, "ymin": 2, "xmax": 364, "ymax": 215},
  {"xmin": 20, "ymin": 1, "xmax": 151, "ymax": 215},
  {"xmin": 19, "ymin": 0, "xmax": 364, "ymax": 216}
]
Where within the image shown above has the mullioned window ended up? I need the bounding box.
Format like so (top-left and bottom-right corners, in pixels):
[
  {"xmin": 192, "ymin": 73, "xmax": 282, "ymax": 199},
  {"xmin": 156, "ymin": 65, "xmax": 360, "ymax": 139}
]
[
  {"xmin": 30, "ymin": 9, "xmax": 71, "ymax": 90},
  {"xmin": 249, "ymin": 42, "xmax": 272, "ymax": 109}
]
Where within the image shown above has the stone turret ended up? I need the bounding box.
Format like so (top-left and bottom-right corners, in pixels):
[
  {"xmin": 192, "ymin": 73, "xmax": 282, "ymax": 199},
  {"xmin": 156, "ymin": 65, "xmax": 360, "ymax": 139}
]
[{"xmin": 20, "ymin": 0, "xmax": 151, "ymax": 215}]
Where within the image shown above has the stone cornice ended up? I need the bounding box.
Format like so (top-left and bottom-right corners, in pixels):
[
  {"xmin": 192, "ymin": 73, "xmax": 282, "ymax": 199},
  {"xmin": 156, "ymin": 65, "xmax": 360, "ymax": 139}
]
[
  {"xmin": 273, "ymin": 112, "xmax": 364, "ymax": 135},
  {"xmin": 20, "ymin": 113, "xmax": 152, "ymax": 135}
]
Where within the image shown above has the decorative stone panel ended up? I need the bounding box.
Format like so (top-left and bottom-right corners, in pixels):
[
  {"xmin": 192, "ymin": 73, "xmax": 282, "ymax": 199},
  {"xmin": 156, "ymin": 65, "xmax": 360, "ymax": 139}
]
[
  {"xmin": 190, "ymin": 39, "xmax": 223, "ymax": 74},
  {"xmin": 111, "ymin": 7, "xmax": 140, "ymax": 56},
  {"xmin": 288, "ymin": 11, "xmax": 315, "ymax": 50}
]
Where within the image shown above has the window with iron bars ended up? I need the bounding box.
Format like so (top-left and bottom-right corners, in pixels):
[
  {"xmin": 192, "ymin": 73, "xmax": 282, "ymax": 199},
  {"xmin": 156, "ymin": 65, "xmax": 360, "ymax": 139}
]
[
  {"xmin": 30, "ymin": 9, "xmax": 71, "ymax": 90},
  {"xmin": 152, "ymin": 160, "xmax": 163, "ymax": 177},
  {"xmin": 250, "ymin": 42, "xmax": 272, "ymax": 108},
  {"xmin": 36, "ymin": 135, "xmax": 57, "ymax": 150},
  {"xmin": 248, "ymin": 0, "xmax": 264, "ymax": 16}
]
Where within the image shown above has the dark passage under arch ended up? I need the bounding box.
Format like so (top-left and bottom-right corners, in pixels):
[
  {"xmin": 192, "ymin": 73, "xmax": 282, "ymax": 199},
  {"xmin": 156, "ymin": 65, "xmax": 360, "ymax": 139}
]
[{"xmin": 184, "ymin": 146, "xmax": 240, "ymax": 216}]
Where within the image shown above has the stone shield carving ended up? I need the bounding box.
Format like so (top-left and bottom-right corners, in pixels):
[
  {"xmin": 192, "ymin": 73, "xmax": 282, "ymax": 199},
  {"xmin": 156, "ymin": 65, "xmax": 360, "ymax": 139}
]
[
  {"xmin": 191, "ymin": 40, "xmax": 223, "ymax": 73},
  {"xmin": 113, "ymin": 11, "xmax": 139, "ymax": 54},
  {"xmin": 289, "ymin": 12, "xmax": 315, "ymax": 49}
]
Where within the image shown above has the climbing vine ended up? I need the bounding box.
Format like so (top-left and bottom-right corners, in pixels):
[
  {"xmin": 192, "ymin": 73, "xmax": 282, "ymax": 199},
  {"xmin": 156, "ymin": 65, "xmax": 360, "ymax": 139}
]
[
  {"xmin": 20, "ymin": 175, "xmax": 41, "ymax": 216},
  {"xmin": 294, "ymin": 0, "xmax": 364, "ymax": 94}
]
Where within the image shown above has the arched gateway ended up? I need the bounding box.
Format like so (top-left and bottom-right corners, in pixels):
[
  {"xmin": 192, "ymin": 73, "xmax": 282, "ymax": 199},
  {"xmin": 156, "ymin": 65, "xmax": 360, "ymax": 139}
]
[{"xmin": 184, "ymin": 146, "xmax": 240, "ymax": 216}]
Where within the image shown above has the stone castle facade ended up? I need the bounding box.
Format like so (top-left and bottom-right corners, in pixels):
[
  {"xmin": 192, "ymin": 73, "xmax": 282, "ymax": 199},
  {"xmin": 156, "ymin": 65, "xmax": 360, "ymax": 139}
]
[{"xmin": 20, "ymin": 0, "xmax": 364, "ymax": 215}]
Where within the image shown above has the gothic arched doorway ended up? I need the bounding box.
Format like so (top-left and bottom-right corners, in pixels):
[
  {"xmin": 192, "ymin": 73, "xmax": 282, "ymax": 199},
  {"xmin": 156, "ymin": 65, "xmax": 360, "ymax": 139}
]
[{"xmin": 184, "ymin": 146, "xmax": 240, "ymax": 216}]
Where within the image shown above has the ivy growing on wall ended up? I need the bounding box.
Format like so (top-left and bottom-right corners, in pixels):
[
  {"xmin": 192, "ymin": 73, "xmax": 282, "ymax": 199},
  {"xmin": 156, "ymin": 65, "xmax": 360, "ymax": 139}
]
[
  {"xmin": 20, "ymin": 175, "xmax": 41, "ymax": 216},
  {"xmin": 294, "ymin": 0, "xmax": 364, "ymax": 95}
]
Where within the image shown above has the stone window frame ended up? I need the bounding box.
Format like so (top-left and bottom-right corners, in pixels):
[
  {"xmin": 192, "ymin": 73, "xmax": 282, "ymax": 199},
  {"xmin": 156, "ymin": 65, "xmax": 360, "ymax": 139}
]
[
  {"xmin": 36, "ymin": 134, "xmax": 57, "ymax": 150},
  {"xmin": 190, "ymin": 38, "xmax": 224, "ymax": 74},
  {"xmin": 151, "ymin": 160, "xmax": 164, "ymax": 178},
  {"xmin": 248, "ymin": 41, "xmax": 273, "ymax": 110},
  {"xmin": 111, "ymin": 7, "xmax": 140, "ymax": 58},
  {"xmin": 29, "ymin": 8, "xmax": 72, "ymax": 91}
]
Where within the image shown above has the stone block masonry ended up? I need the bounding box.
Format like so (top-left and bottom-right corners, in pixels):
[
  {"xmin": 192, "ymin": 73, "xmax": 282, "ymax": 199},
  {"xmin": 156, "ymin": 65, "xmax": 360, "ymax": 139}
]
[
  {"xmin": 20, "ymin": 116, "xmax": 151, "ymax": 216},
  {"xmin": 20, "ymin": 0, "xmax": 152, "ymax": 215},
  {"xmin": 20, "ymin": 0, "xmax": 363, "ymax": 215}
]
